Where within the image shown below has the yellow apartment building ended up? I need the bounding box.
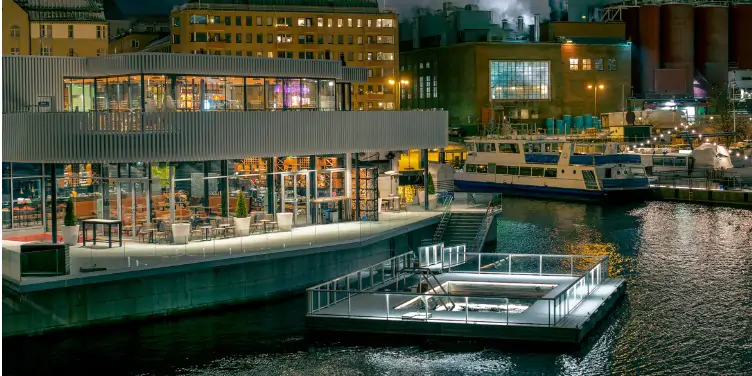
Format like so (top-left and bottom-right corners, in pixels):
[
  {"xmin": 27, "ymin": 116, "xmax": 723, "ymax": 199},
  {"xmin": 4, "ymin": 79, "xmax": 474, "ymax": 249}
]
[
  {"xmin": 2, "ymin": 0, "xmax": 31, "ymax": 55},
  {"xmin": 3, "ymin": 0, "xmax": 108, "ymax": 57},
  {"xmin": 170, "ymin": 0, "xmax": 398, "ymax": 110}
]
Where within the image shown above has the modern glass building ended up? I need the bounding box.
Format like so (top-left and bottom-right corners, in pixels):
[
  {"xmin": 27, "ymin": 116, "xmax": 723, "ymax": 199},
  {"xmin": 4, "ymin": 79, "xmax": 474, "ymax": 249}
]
[{"xmin": 1, "ymin": 53, "xmax": 447, "ymax": 240}]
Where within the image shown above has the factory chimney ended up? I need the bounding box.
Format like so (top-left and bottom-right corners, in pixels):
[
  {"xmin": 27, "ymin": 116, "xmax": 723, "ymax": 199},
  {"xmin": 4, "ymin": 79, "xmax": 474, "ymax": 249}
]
[
  {"xmin": 533, "ymin": 14, "xmax": 540, "ymax": 42},
  {"xmin": 516, "ymin": 16, "xmax": 524, "ymax": 33}
]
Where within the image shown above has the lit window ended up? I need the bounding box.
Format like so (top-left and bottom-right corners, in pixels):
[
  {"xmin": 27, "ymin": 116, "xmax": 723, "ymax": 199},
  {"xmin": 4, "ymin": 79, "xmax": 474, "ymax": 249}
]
[
  {"xmin": 327, "ymin": 18, "xmax": 332, "ymax": 27},
  {"xmin": 382, "ymin": 19, "xmax": 394, "ymax": 28},
  {"xmin": 608, "ymin": 58, "xmax": 617, "ymax": 71},
  {"xmin": 569, "ymin": 58, "xmax": 579, "ymax": 71},
  {"xmin": 376, "ymin": 19, "xmax": 382, "ymax": 28},
  {"xmin": 357, "ymin": 19, "xmax": 363, "ymax": 27},
  {"xmin": 490, "ymin": 60, "xmax": 551, "ymax": 100},
  {"xmin": 582, "ymin": 59, "xmax": 592, "ymax": 71},
  {"xmin": 595, "ymin": 58, "xmax": 604, "ymax": 71},
  {"xmin": 367, "ymin": 52, "xmax": 373, "ymax": 61},
  {"xmin": 348, "ymin": 18, "xmax": 352, "ymax": 27},
  {"xmin": 317, "ymin": 17, "xmax": 323, "ymax": 27},
  {"xmin": 367, "ymin": 19, "xmax": 372, "ymax": 27},
  {"xmin": 189, "ymin": 15, "xmax": 207, "ymax": 24},
  {"xmin": 298, "ymin": 18, "xmax": 305, "ymax": 26},
  {"xmin": 338, "ymin": 19, "xmax": 343, "ymax": 27}
]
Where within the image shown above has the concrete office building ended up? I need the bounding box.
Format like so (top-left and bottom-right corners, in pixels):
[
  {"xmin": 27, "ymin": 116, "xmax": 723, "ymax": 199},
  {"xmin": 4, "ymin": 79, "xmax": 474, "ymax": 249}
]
[{"xmin": 170, "ymin": 0, "xmax": 399, "ymax": 111}]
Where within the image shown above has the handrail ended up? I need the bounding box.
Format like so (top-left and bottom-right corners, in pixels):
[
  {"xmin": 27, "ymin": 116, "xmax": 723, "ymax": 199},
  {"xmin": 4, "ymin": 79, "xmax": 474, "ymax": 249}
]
[
  {"xmin": 430, "ymin": 195, "xmax": 453, "ymax": 243},
  {"xmin": 469, "ymin": 194, "xmax": 501, "ymax": 252},
  {"xmin": 307, "ymin": 251, "xmax": 413, "ymax": 292}
]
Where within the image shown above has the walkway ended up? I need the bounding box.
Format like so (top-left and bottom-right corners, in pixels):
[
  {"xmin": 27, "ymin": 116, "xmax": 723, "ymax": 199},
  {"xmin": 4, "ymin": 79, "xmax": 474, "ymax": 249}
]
[{"xmin": 2, "ymin": 211, "xmax": 441, "ymax": 287}]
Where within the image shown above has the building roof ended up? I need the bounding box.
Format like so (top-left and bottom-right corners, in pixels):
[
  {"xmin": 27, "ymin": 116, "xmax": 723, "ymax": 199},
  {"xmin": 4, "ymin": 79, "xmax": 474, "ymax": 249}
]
[
  {"xmin": 174, "ymin": 0, "xmax": 389, "ymax": 14},
  {"xmin": 102, "ymin": 0, "xmax": 125, "ymax": 20},
  {"xmin": 14, "ymin": 0, "xmax": 106, "ymax": 22},
  {"xmin": 142, "ymin": 35, "xmax": 171, "ymax": 51}
]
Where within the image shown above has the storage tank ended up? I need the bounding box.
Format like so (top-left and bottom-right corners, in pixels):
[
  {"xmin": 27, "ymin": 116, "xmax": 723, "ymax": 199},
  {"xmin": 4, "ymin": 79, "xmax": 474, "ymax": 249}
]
[
  {"xmin": 574, "ymin": 116, "xmax": 584, "ymax": 133},
  {"xmin": 660, "ymin": 4, "xmax": 694, "ymax": 95},
  {"xmin": 731, "ymin": 4, "xmax": 752, "ymax": 69},
  {"xmin": 562, "ymin": 115, "xmax": 572, "ymax": 134},
  {"xmin": 583, "ymin": 115, "xmax": 593, "ymax": 129},
  {"xmin": 622, "ymin": 7, "xmax": 642, "ymax": 93},
  {"xmin": 555, "ymin": 119, "xmax": 564, "ymax": 134},
  {"xmin": 545, "ymin": 118, "xmax": 555, "ymax": 134},
  {"xmin": 694, "ymin": 6, "xmax": 729, "ymax": 87},
  {"xmin": 638, "ymin": 5, "xmax": 661, "ymax": 94}
]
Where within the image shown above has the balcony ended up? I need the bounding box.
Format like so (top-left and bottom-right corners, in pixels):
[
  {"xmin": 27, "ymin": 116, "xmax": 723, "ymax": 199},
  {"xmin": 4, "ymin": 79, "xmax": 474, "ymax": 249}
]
[{"xmin": 2, "ymin": 110, "xmax": 448, "ymax": 163}]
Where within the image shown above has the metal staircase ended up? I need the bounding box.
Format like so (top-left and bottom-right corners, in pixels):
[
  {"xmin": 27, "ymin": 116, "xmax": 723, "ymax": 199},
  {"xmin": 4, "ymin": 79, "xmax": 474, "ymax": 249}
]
[
  {"xmin": 441, "ymin": 213, "xmax": 486, "ymax": 247},
  {"xmin": 421, "ymin": 195, "xmax": 453, "ymax": 246}
]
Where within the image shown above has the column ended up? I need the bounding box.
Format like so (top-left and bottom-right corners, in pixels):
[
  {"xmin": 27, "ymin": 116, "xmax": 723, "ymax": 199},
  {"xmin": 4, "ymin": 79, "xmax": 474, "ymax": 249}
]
[
  {"xmin": 146, "ymin": 163, "xmax": 152, "ymax": 224},
  {"xmin": 422, "ymin": 149, "xmax": 429, "ymax": 210},
  {"xmin": 439, "ymin": 148, "xmax": 446, "ymax": 164},
  {"xmin": 266, "ymin": 158, "xmax": 274, "ymax": 215},
  {"xmin": 169, "ymin": 164, "xmax": 175, "ymax": 223},
  {"xmin": 49, "ymin": 163, "xmax": 57, "ymax": 243},
  {"xmin": 220, "ymin": 160, "xmax": 228, "ymax": 217},
  {"xmin": 202, "ymin": 161, "xmax": 210, "ymax": 209},
  {"xmin": 101, "ymin": 164, "xmax": 110, "ymax": 219},
  {"xmin": 354, "ymin": 153, "xmax": 360, "ymax": 220},
  {"xmin": 345, "ymin": 152, "xmax": 352, "ymax": 198},
  {"xmin": 309, "ymin": 155, "xmax": 316, "ymax": 223}
]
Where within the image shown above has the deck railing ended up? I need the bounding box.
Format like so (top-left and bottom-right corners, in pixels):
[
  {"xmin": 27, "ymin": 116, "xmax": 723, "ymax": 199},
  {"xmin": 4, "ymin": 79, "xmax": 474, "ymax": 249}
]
[{"xmin": 307, "ymin": 250, "xmax": 609, "ymax": 327}]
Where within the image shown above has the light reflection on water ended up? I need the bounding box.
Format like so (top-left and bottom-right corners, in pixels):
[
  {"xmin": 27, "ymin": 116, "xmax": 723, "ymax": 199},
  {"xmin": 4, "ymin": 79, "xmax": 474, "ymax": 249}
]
[{"xmin": 4, "ymin": 198, "xmax": 752, "ymax": 376}]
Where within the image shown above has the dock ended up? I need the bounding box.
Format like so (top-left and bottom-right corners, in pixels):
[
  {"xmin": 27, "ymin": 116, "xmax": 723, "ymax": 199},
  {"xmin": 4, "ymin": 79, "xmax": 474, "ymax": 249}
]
[{"xmin": 305, "ymin": 245, "xmax": 626, "ymax": 345}]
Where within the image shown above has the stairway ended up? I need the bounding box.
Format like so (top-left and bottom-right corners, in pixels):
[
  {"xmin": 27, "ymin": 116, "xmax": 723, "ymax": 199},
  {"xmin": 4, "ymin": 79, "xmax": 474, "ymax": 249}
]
[{"xmin": 441, "ymin": 212, "xmax": 486, "ymax": 247}]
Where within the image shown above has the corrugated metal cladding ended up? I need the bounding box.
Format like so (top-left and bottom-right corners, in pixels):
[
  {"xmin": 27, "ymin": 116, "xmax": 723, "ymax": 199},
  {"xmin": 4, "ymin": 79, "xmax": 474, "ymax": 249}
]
[
  {"xmin": 2, "ymin": 111, "xmax": 448, "ymax": 163},
  {"xmin": 1, "ymin": 53, "xmax": 368, "ymax": 112},
  {"xmin": 1, "ymin": 56, "xmax": 86, "ymax": 114}
]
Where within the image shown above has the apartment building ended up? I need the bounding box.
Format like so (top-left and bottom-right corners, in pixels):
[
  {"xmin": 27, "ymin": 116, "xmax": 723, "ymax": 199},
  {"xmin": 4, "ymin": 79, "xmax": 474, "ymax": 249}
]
[
  {"xmin": 170, "ymin": 0, "xmax": 398, "ymax": 110},
  {"xmin": 3, "ymin": 0, "xmax": 109, "ymax": 57}
]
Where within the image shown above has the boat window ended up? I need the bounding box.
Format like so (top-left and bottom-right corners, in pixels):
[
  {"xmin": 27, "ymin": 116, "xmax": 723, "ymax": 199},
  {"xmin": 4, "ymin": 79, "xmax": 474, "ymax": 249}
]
[
  {"xmin": 495, "ymin": 165, "xmax": 508, "ymax": 174},
  {"xmin": 675, "ymin": 157, "xmax": 686, "ymax": 167},
  {"xmin": 467, "ymin": 143, "xmax": 476, "ymax": 152},
  {"xmin": 508, "ymin": 166, "xmax": 519, "ymax": 175},
  {"xmin": 533, "ymin": 143, "xmax": 542, "ymax": 153},
  {"xmin": 476, "ymin": 164, "xmax": 488, "ymax": 173},
  {"xmin": 544, "ymin": 144, "xmax": 552, "ymax": 152},
  {"xmin": 465, "ymin": 164, "xmax": 476, "ymax": 172},
  {"xmin": 653, "ymin": 157, "xmax": 663, "ymax": 166},
  {"xmin": 605, "ymin": 168, "xmax": 612, "ymax": 178},
  {"xmin": 499, "ymin": 143, "xmax": 520, "ymax": 153},
  {"xmin": 630, "ymin": 167, "xmax": 646, "ymax": 176},
  {"xmin": 477, "ymin": 143, "xmax": 496, "ymax": 152},
  {"xmin": 519, "ymin": 167, "xmax": 532, "ymax": 176},
  {"xmin": 532, "ymin": 167, "xmax": 544, "ymax": 177},
  {"xmin": 544, "ymin": 168, "xmax": 557, "ymax": 178}
]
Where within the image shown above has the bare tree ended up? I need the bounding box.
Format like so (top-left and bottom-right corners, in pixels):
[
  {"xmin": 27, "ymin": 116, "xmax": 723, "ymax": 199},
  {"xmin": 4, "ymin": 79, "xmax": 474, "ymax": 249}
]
[{"xmin": 708, "ymin": 85, "xmax": 751, "ymax": 147}]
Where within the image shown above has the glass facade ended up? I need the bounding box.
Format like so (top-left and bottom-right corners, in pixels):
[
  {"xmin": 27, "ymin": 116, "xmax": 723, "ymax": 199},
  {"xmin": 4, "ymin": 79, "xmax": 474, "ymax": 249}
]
[
  {"xmin": 2, "ymin": 154, "xmax": 362, "ymax": 233},
  {"xmin": 63, "ymin": 75, "xmax": 343, "ymax": 112},
  {"xmin": 490, "ymin": 61, "xmax": 550, "ymax": 100}
]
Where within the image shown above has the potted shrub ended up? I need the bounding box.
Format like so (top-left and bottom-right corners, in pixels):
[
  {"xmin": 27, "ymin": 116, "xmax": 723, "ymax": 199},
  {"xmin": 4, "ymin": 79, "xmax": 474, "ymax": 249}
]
[
  {"xmin": 171, "ymin": 220, "xmax": 191, "ymax": 244},
  {"xmin": 426, "ymin": 171, "xmax": 438, "ymax": 207},
  {"xmin": 61, "ymin": 199, "xmax": 79, "ymax": 246},
  {"xmin": 234, "ymin": 191, "xmax": 251, "ymax": 235}
]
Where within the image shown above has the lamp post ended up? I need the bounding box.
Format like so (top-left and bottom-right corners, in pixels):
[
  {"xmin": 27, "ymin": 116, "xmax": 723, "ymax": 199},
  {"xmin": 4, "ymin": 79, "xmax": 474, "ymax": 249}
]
[
  {"xmin": 587, "ymin": 84, "xmax": 605, "ymax": 116},
  {"xmin": 388, "ymin": 78, "xmax": 409, "ymax": 110}
]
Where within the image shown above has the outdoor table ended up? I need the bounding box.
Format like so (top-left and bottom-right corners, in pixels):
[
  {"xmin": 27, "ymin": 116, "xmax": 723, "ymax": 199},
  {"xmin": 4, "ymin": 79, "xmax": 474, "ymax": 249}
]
[
  {"xmin": 259, "ymin": 219, "xmax": 270, "ymax": 233},
  {"xmin": 146, "ymin": 228, "xmax": 159, "ymax": 243},
  {"xmin": 386, "ymin": 196, "xmax": 401, "ymax": 212},
  {"xmin": 200, "ymin": 225, "xmax": 213, "ymax": 241},
  {"xmin": 213, "ymin": 227, "xmax": 228, "ymax": 238},
  {"xmin": 82, "ymin": 219, "xmax": 123, "ymax": 248}
]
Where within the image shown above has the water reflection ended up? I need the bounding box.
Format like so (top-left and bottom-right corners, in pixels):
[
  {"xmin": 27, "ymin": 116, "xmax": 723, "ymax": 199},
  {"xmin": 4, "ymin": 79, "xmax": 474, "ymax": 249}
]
[{"xmin": 3, "ymin": 198, "xmax": 752, "ymax": 376}]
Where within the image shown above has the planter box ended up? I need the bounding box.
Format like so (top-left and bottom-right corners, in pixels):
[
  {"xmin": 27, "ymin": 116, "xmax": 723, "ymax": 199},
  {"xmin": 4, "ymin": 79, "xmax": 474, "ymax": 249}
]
[
  {"xmin": 172, "ymin": 223, "xmax": 191, "ymax": 244},
  {"xmin": 61, "ymin": 225, "xmax": 79, "ymax": 246},
  {"xmin": 235, "ymin": 217, "xmax": 251, "ymax": 236},
  {"xmin": 276, "ymin": 213, "xmax": 293, "ymax": 231}
]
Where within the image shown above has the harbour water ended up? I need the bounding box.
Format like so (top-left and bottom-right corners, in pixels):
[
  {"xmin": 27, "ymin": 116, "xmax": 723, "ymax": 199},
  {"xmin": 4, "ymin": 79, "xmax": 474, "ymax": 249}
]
[{"xmin": 4, "ymin": 197, "xmax": 752, "ymax": 376}]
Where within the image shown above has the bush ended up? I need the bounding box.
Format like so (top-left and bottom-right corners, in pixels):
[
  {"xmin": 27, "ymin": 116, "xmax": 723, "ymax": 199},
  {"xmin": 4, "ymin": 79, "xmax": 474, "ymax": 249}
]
[
  {"xmin": 235, "ymin": 191, "xmax": 248, "ymax": 218},
  {"xmin": 427, "ymin": 172, "xmax": 436, "ymax": 195},
  {"xmin": 64, "ymin": 199, "xmax": 76, "ymax": 226}
]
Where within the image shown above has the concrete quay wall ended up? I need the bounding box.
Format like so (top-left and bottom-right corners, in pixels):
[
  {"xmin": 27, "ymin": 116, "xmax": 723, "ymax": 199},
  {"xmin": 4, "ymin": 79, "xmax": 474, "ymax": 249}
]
[
  {"xmin": 2, "ymin": 225, "xmax": 435, "ymax": 337},
  {"xmin": 653, "ymin": 187, "xmax": 752, "ymax": 207}
]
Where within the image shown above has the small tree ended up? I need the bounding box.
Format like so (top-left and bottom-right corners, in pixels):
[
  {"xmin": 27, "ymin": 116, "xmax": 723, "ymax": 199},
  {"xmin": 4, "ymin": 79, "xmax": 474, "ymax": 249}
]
[
  {"xmin": 426, "ymin": 172, "xmax": 436, "ymax": 195},
  {"xmin": 235, "ymin": 191, "xmax": 248, "ymax": 218},
  {"xmin": 64, "ymin": 199, "xmax": 76, "ymax": 226}
]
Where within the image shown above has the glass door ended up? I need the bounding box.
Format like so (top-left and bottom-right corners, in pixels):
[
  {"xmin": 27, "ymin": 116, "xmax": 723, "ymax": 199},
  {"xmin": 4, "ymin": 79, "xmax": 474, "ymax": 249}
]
[
  {"xmin": 111, "ymin": 178, "xmax": 150, "ymax": 237},
  {"xmin": 278, "ymin": 172, "xmax": 309, "ymax": 226}
]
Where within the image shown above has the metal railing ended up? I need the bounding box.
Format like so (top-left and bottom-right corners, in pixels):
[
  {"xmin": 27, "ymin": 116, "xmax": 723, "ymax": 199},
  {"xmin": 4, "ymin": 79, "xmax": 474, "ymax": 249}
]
[
  {"xmin": 469, "ymin": 194, "xmax": 502, "ymax": 253},
  {"xmin": 307, "ymin": 251, "xmax": 610, "ymax": 327},
  {"xmin": 652, "ymin": 169, "xmax": 752, "ymax": 191},
  {"xmin": 429, "ymin": 195, "xmax": 453, "ymax": 243}
]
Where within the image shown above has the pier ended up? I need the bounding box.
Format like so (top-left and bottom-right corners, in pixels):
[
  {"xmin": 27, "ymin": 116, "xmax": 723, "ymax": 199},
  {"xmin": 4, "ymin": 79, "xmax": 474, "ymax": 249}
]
[{"xmin": 306, "ymin": 245, "xmax": 626, "ymax": 345}]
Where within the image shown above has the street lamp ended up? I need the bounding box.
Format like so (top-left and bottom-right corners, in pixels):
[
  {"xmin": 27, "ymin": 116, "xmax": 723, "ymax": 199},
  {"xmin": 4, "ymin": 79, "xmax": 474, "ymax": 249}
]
[
  {"xmin": 388, "ymin": 78, "xmax": 409, "ymax": 110},
  {"xmin": 587, "ymin": 84, "xmax": 605, "ymax": 116}
]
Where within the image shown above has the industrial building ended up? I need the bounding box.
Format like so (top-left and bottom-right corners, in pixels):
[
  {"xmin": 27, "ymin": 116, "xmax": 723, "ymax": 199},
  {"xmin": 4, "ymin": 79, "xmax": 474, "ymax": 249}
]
[
  {"xmin": 169, "ymin": 0, "xmax": 399, "ymax": 111},
  {"xmin": 398, "ymin": 2, "xmax": 631, "ymax": 129}
]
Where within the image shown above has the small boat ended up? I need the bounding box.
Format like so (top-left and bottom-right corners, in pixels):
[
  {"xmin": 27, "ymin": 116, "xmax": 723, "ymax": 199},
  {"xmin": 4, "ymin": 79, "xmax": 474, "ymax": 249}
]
[{"xmin": 454, "ymin": 135, "xmax": 650, "ymax": 202}]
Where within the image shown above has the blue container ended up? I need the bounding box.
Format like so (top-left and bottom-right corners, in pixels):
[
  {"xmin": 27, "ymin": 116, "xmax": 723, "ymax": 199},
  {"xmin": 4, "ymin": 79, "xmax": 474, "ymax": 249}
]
[
  {"xmin": 562, "ymin": 115, "xmax": 572, "ymax": 134},
  {"xmin": 545, "ymin": 118, "xmax": 555, "ymax": 134},
  {"xmin": 555, "ymin": 119, "xmax": 564, "ymax": 134},
  {"xmin": 583, "ymin": 114, "xmax": 593, "ymax": 129},
  {"xmin": 595, "ymin": 116, "xmax": 602, "ymax": 130},
  {"xmin": 574, "ymin": 116, "xmax": 584, "ymax": 133}
]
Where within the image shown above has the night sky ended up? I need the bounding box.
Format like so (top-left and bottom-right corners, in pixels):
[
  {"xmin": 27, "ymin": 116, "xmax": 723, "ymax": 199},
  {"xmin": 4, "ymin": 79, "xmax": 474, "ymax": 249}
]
[{"xmin": 115, "ymin": 0, "xmax": 551, "ymax": 20}]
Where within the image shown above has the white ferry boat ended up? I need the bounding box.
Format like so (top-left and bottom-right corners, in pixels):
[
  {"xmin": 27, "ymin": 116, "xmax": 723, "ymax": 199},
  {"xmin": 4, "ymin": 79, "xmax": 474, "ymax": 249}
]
[{"xmin": 454, "ymin": 136, "xmax": 650, "ymax": 201}]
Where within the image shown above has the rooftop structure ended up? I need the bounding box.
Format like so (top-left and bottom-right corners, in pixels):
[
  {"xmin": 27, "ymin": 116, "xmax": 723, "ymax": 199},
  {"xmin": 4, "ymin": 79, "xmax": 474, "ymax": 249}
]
[{"xmin": 13, "ymin": 0, "xmax": 106, "ymax": 22}]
